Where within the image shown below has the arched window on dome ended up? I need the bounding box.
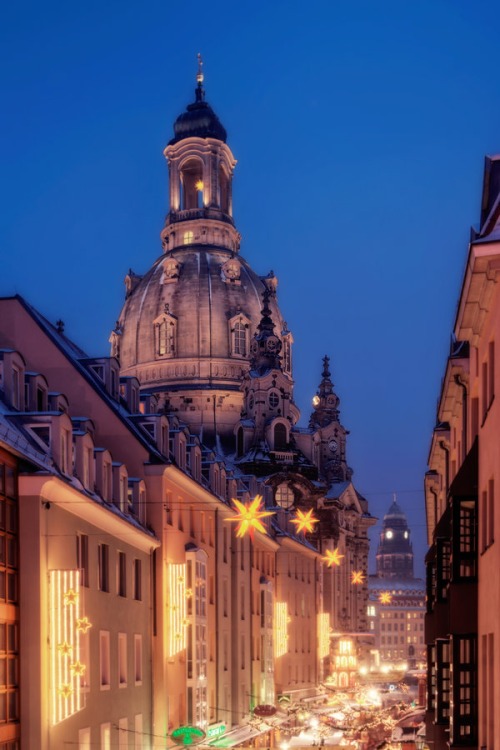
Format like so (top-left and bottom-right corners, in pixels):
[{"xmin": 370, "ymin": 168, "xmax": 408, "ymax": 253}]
[
  {"xmin": 179, "ymin": 158, "xmax": 204, "ymax": 210},
  {"xmin": 229, "ymin": 313, "xmax": 251, "ymax": 359},
  {"xmin": 154, "ymin": 308, "xmax": 177, "ymax": 359}
]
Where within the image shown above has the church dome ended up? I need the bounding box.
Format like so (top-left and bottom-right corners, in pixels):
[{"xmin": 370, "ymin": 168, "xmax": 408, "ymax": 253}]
[
  {"xmin": 170, "ymin": 97, "xmax": 227, "ymax": 145},
  {"xmin": 116, "ymin": 245, "xmax": 286, "ymax": 427}
]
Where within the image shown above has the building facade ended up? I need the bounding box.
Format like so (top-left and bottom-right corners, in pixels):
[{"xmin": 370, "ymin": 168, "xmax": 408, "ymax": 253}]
[
  {"xmin": 0, "ymin": 67, "xmax": 375, "ymax": 748},
  {"xmin": 424, "ymin": 155, "xmax": 500, "ymax": 750}
]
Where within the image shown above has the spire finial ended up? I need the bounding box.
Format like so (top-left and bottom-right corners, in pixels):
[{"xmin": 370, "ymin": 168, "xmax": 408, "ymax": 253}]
[{"xmin": 196, "ymin": 53, "xmax": 204, "ymax": 85}]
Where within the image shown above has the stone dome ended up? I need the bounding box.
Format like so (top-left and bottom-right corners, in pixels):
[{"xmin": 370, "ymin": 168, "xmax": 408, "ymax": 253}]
[{"xmin": 116, "ymin": 244, "xmax": 286, "ymax": 435}]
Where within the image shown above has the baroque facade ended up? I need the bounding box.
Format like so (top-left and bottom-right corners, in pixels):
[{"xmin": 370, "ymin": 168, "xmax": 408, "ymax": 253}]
[
  {"xmin": 0, "ymin": 68, "xmax": 374, "ymax": 748},
  {"xmin": 424, "ymin": 155, "xmax": 500, "ymax": 750}
]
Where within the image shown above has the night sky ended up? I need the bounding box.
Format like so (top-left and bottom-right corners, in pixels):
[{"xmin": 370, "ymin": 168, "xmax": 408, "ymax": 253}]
[{"xmin": 2, "ymin": 0, "xmax": 500, "ymax": 576}]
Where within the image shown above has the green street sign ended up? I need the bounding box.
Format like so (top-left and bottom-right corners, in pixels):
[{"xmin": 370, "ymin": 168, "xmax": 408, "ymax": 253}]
[
  {"xmin": 206, "ymin": 722, "xmax": 226, "ymax": 739},
  {"xmin": 171, "ymin": 726, "xmax": 207, "ymax": 746}
]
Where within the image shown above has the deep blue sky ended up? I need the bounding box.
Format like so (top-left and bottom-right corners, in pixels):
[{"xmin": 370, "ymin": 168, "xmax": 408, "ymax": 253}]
[{"xmin": 2, "ymin": 0, "xmax": 500, "ymax": 576}]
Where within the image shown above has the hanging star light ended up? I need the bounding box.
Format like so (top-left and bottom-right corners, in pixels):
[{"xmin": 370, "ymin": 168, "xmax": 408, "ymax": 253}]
[
  {"xmin": 322, "ymin": 548, "xmax": 344, "ymax": 567},
  {"xmin": 185, "ymin": 588, "xmax": 193, "ymax": 599},
  {"xmin": 226, "ymin": 495, "xmax": 275, "ymax": 539},
  {"xmin": 58, "ymin": 683, "xmax": 73, "ymax": 699},
  {"xmin": 76, "ymin": 616, "xmax": 93, "ymax": 634},
  {"xmin": 291, "ymin": 508, "xmax": 319, "ymax": 534},
  {"xmin": 195, "ymin": 179, "xmax": 204, "ymax": 192},
  {"xmin": 351, "ymin": 571, "xmax": 365, "ymax": 585},
  {"xmin": 63, "ymin": 588, "xmax": 78, "ymax": 606},
  {"xmin": 57, "ymin": 641, "xmax": 73, "ymax": 656},
  {"xmin": 69, "ymin": 661, "xmax": 86, "ymax": 677},
  {"xmin": 379, "ymin": 592, "xmax": 392, "ymax": 604}
]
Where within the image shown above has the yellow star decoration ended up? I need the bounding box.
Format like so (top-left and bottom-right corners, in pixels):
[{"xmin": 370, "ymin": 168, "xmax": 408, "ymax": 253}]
[
  {"xmin": 379, "ymin": 592, "xmax": 392, "ymax": 604},
  {"xmin": 57, "ymin": 641, "xmax": 73, "ymax": 656},
  {"xmin": 226, "ymin": 495, "xmax": 275, "ymax": 539},
  {"xmin": 63, "ymin": 588, "xmax": 79, "ymax": 606},
  {"xmin": 58, "ymin": 683, "xmax": 74, "ymax": 699},
  {"xmin": 69, "ymin": 661, "xmax": 86, "ymax": 677},
  {"xmin": 195, "ymin": 179, "xmax": 204, "ymax": 192},
  {"xmin": 322, "ymin": 548, "xmax": 344, "ymax": 567},
  {"xmin": 351, "ymin": 571, "xmax": 365, "ymax": 585},
  {"xmin": 291, "ymin": 508, "xmax": 319, "ymax": 534},
  {"xmin": 185, "ymin": 588, "xmax": 193, "ymax": 599},
  {"xmin": 76, "ymin": 616, "xmax": 92, "ymax": 634}
]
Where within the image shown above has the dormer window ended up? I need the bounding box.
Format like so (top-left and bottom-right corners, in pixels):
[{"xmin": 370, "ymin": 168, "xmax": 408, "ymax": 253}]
[
  {"xmin": 154, "ymin": 308, "xmax": 177, "ymax": 359},
  {"xmin": 229, "ymin": 313, "xmax": 250, "ymax": 359}
]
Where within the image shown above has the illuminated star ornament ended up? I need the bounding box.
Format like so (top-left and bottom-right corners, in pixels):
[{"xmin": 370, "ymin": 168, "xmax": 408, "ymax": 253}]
[
  {"xmin": 226, "ymin": 495, "xmax": 275, "ymax": 539},
  {"xmin": 379, "ymin": 592, "xmax": 392, "ymax": 604},
  {"xmin": 57, "ymin": 641, "xmax": 73, "ymax": 656},
  {"xmin": 69, "ymin": 661, "xmax": 86, "ymax": 677},
  {"xmin": 58, "ymin": 683, "xmax": 73, "ymax": 699},
  {"xmin": 63, "ymin": 588, "xmax": 78, "ymax": 606},
  {"xmin": 76, "ymin": 616, "xmax": 93, "ymax": 634},
  {"xmin": 322, "ymin": 548, "xmax": 344, "ymax": 567},
  {"xmin": 291, "ymin": 508, "xmax": 319, "ymax": 534},
  {"xmin": 195, "ymin": 179, "xmax": 204, "ymax": 192},
  {"xmin": 351, "ymin": 570, "xmax": 365, "ymax": 585}
]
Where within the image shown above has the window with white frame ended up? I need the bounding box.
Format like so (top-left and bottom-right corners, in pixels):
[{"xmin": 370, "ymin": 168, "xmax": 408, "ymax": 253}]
[
  {"xmin": 118, "ymin": 633, "xmax": 127, "ymax": 687},
  {"xmin": 100, "ymin": 631, "xmax": 110, "ymax": 689}
]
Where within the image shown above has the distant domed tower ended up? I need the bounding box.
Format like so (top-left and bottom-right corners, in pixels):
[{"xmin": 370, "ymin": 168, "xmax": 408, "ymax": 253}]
[
  {"xmin": 113, "ymin": 59, "xmax": 292, "ymax": 448},
  {"xmin": 375, "ymin": 498, "xmax": 414, "ymax": 579}
]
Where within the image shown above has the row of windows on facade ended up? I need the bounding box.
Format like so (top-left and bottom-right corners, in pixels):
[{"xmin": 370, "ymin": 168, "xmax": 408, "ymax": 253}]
[
  {"xmin": 380, "ymin": 621, "xmax": 424, "ymax": 630},
  {"xmin": 380, "ymin": 635, "xmax": 424, "ymax": 645},
  {"xmin": 78, "ymin": 713, "xmax": 144, "ymax": 750},
  {"xmin": 427, "ymin": 635, "xmax": 477, "ymax": 742},
  {"xmin": 77, "ymin": 535, "xmax": 142, "ymax": 600},
  {"xmin": 98, "ymin": 630, "xmax": 143, "ymax": 690}
]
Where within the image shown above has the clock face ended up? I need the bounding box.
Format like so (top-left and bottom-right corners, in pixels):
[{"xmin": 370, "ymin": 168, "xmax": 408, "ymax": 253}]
[
  {"xmin": 386, "ymin": 529, "xmax": 393, "ymax": 539},
  {"xmin": 267, "ymin": 336, "xmax": 279, "ymax": 352},
  {"xmin": 328, "ymin": 439, "xmax": 338, "ymax": 453}
]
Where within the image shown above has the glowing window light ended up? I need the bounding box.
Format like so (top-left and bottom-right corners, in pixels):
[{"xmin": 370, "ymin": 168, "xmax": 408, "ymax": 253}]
[
  {"xmin": 49, "ymin": 570, "xmax": 84, "ymax": 725},
  {"xmin": 168, "ymin": 563, "xmax": 187, "ymax": 657},
  {"xmin": 318, "ymin": 612, "xmax": 330, "ymax": 659},
  {"xmin": 339, "ymin": 639, "xmax": 353, "ymax": 655},
  {"xmin": 274, "ymin": 602, "xmax": 289, "ymax": 658}
]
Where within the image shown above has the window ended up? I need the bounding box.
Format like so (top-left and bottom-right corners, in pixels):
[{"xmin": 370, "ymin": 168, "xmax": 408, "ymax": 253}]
[
  {"xmin": 269, "ymin": 391, "xmax": 280, "ymax": 409},
  {"xmin": 98, "ymin": 544, "xmax": 109, "ymax": 592},
  {"xmin": 436, "ymin": 639, "xmax": 450, "ymax": 722},
  {"xmin": 275, "ymin": 483, "xmax": 294, "ymax": 509},
  {"xmin": 77, "ymin": 534, "xmax": 89, "ymax": 588},
  {"xmin": 118, "ymin": 718, "xmax": 128, "ymax": 750},
  {"xmin": 274, "ymin": 423, "xmax": 287, "ymax": 451},
  {"xmin": 118, "ymin": 552, "xmax": 126, "ymax": 597},
  {"xmin": 101, "ymin": 723, "xmax": 111, "ymax": 750},
  {"xmin": 183, "ymin": 230, "xmax": 194, "ymax": 244},
  {"xmin": 100, "ymin": 632, "xmax": 110, "ymax": 689},
  {"xmin": 79, "ymin": 728, "xmax": 91, "ymax": 750},
  {"xmin": 134, "ymin": 634, "xmax": 143, "ymax": 684},
  {"xmin": 451, "ymin": 636, "xmax": 477, "ymax": 743},
  {"xmin": 133, "ymin": 559, "xmax": 142, "ymax": 601},
  {"xmin": 155, "ymin": 312, "xmax": 177, "ymax": 358},
  {"xmin": 118, "ymin": 633, "xmax": 127, "ymax": 687},
  {"xmin": 233, "ymin": 322, "xmax": 247, "ymax": 356},
  {"xmin": 134, "ymin": 715, "xmax": 143, "ymax": 750}
]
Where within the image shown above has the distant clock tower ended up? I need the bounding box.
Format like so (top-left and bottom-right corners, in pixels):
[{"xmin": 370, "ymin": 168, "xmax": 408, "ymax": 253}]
[{"xmin": 375, "ymin": 498, "xmax": 414, "ymax": 579}]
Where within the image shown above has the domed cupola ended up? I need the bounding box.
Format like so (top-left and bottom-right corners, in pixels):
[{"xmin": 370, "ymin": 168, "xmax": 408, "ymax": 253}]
[
  {"xmin": 114, "ymin": 62, "xmax": 292, "ymax": 449},
  {"xmin": 161, "ymin": 55, "xmax": 240, "ymax": 255},
  {"xmin": 375, "ymin": 497, "xmax": 414, "ymax": 579}
]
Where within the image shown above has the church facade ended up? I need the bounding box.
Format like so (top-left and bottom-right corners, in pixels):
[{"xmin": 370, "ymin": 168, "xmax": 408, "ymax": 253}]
[{"xmin": 0, "ymin": 68, "xmax": 374, "ymax": 748}]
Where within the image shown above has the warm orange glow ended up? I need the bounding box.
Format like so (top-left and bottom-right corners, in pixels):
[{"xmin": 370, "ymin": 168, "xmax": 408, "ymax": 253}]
[
  {"xmin": 291, "ymin": 508, "xmax": 319, "ymax": 534},
  {"xmin": 312, "ymin": 395, "xmax": 320, "ymax": 406},
  {"xmin": 351, "ymin": 570, "xmax": 365, "ymax": 585},
  {"xmin": 226, "ymin": 495, "xmax": 275, "ymax": 539},
  {"xmin": 318, "ymin": 612, "xmax": 330, "ymax": 658},
  {"xmin": 50, "ymin": 570, "xmax": 85, "ymax": 725},
  {"xmin": 168, "ymin": 563, "xmax": 187, "ymax": 657},
  {"xmin": 274, "ymin": 602, "xmax": 289, "ymax": 657},
  {"xmin": 322, "ymin": 547, "xmax": 344, "ymax": 567},
  {"xmin": 185, "ymin": 588, "xmax": 193, "ymax": 599},
  {"xmin": 379, "ymin": 592, "xmax": 392, "ymax": 604}
]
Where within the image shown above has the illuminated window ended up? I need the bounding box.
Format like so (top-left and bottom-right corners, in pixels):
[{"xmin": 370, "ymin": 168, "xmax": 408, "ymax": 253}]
[
  {"xmin": 183, "ymin": 231, "xmax": 194, "ymax": 244},
  {"xmin": 233, "ymin": 323, "xmax": 247, "ymax": 356},
  {"xmin": 101, "ymin": 723, "xmax": 111, "ymax": 750},
  {"xmin": 275, "ymin": 483, "xmax": 294, "ymax": 509},
  {"xmin": 79, "ymin": 728, "xmax": 91, "ymax": 749}
]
